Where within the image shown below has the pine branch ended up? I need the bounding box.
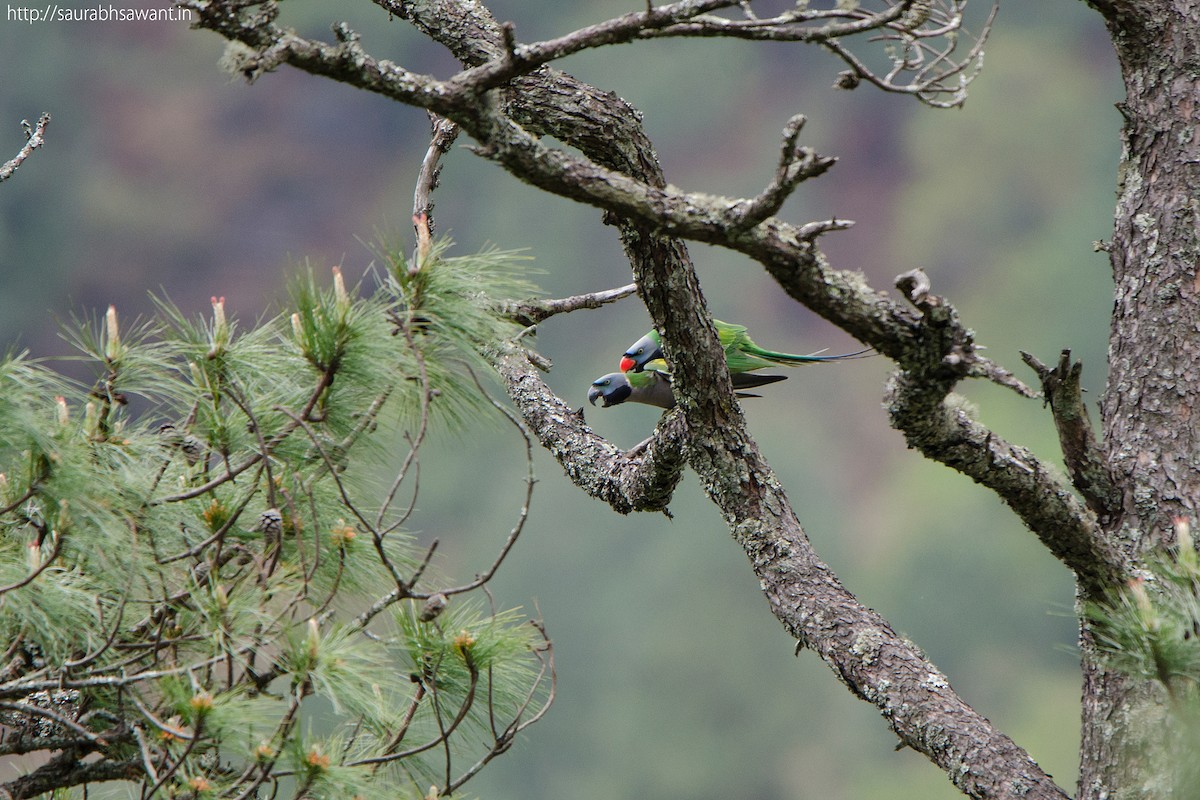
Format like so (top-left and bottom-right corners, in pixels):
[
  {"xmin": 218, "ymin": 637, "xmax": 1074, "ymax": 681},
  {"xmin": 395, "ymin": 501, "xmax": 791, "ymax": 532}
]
[
  {"xmin": 0, "ymin": 114, "xmax": 50, "ymax": 185},
  {"xmin": 494, "ymin": 348, "xmax": 686, "ymax": 515},
  {"xmin": 1022, "ymin": 349, "xmax": 1119, "ymax": 520},
  {"xmin": 185, "ymin": 1, "xmax": 1071, "ymax": 795},
  {"xmin": 1, "ymin": 752, "xmax": 140, "ymax": 799},
  {"xmin": 0, "ymin": 260, "xmax": 556, "ymax": 796},
  {"xmin": 887, "ymin": 276, "xmax": 1128, "ymax": 597}
]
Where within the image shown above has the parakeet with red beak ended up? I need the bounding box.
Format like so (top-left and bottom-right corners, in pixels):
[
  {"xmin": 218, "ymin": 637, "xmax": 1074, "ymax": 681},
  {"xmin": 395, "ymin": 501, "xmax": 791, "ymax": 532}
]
[{"xmin": 619, "ymin": 319, "xmax": 870, "ymax": 374}]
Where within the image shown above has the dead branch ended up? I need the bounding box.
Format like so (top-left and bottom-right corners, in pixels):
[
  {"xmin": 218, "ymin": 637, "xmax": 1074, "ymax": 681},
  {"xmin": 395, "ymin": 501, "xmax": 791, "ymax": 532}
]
[
  {"xmin": 0, "ymin": 114, "xmax": 50, "ymax": 184},
  {"xmin": 1022, "ymin": 349, "xmax": 1119, "ymax": 521},
  {"xmin": 494, "ymin": 347, "xmax": 687, "ymax": 515}
]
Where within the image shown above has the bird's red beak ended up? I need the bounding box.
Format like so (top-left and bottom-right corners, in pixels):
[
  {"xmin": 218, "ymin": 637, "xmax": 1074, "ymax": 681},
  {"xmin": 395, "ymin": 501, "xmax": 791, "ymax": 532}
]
[{"xmin": 619, "ymin": 356, "xmax": 636, "ymax": 372}]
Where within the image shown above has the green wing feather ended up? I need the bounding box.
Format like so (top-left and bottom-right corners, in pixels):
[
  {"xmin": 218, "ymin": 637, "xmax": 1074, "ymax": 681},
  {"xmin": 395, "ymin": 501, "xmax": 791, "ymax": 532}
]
[
  {"xmin": 714, "ymin": 319, "xmax": 868, "ymax": 373},
  {"xmin": 641, "ymin": 356, "xmax": 786, "ymax": 393}
]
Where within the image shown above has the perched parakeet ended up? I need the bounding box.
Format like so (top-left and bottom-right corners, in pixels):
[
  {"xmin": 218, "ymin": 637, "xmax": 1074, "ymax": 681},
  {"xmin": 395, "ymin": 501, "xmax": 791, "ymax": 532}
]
[
  {"xmin": 587, "ymin": 362, "xmax": 786, "ymax": 409},
  {"xmin": 619, "ymin": 319, "xmax": 870, "ymax": 374}
]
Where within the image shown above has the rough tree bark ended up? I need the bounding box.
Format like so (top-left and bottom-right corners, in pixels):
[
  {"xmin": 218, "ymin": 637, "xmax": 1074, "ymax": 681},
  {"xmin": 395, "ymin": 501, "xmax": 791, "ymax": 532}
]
[
  {"xmin": 172, "ymin": 0, "xmax": 1194, "ymax": 798},
  {"xmin": 1080, "ymin": 2, "xmax": 1200, "ymax": 798}
]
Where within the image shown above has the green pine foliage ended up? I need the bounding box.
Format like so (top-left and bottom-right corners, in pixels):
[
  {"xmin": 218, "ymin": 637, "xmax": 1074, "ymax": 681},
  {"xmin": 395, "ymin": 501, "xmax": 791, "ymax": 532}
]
[
  {"xmin": 381, "ymin": 237, "xmax": 539, "ymax": 430},
  {"xmin": 1087, "ymin": 518, "xmax": 1200, "ymax": 800},
  {"xmin": 0, "ymin": 239, "xmax": 552, "ymax": 799}
]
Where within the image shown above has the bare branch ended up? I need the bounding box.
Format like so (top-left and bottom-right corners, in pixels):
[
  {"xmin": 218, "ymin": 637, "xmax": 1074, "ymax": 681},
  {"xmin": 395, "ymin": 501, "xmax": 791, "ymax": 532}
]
[
  {"xmin": 494, "ymin": 347, "xmax": 687, "ymax": 516},
  {"xmin": 887, "ymin": 373, "xmax": 1126, "ymax": 594},
  {"xmin": 499, "ymin": 283, "xmax": 637, "ymax": 326},
  {"xmin": 647, "ymin": 1, "xmax": 911, "ymax": 41},
  {"xmin": 1022, "ymin": 350, "xmax": 1119, "ymax": 520},
  {"xmin": 702, "ymin": 453, "xmax": 1069, "ymax": 799},
  {"xmin": 821, "ymin": 1, "xmax": 995, "ymax": 108},
  {"xmin": 888, "ymin": 275, "xmax": 1129, "ymax": 596},
  {"xmin": 443, "ymin": 0, "xmax": 738, "ymax": 93},
  {"xmin": 413, "ymin": 114, "xmax": 460, "ymax": 232},
  {"xmin": 0, "ymin": 698, "xmax": 97, "ymax": 745},
  {"xmin": 623, "ymin": 1, "xmax": 996, "ymax": 108},
  {"xmin": 0, "ymin": 114, "xmax": 50, "ymax": 184},
  {"xmin": 728, "ymin": 114, "xmax": 838, "ymax": 230},
  {"xmin": 0, "ymin": 752, "xmax": 139, "ymax": 799}
]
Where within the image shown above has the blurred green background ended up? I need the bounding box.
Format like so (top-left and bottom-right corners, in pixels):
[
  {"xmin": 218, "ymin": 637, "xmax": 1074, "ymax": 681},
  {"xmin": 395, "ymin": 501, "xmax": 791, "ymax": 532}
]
[{"xmin": 0, "ymin": 1, "xmax": 1121, "ymax": 797}]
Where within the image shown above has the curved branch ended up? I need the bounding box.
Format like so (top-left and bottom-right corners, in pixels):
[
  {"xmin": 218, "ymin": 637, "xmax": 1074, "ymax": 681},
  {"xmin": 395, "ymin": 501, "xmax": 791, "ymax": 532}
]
[
  {"xmin": 0, "ymin": 534, "xmax": 64, "ymax": 597},
  {"xmin": 886, "ymin": 374, "xmax": 1126, "ymax": 596},
  {"xmin": 413, "ymin": 114, "xmax": 460, "ymax": 231},
  {"xmin": 887, "ymin": 273, "xmax": 1130, "ymax": 597},
  {"xmin": 188, "ymin": 2, "xmax": 1073, "ymax": 795},
  {"xmin": 435, "ymin": 373, "xmax": 537, "ymax": 596},
  {"xmin": 0, "ymin": 113, "xmax": 50, "ymax": 184},
  {"xmin": 494, "ymin": 348, "xmax": 686, "ymax": 515},
  {"xmin": 499, "ymin": 283, "xmax": 637, "ymax": 327},
  {"xmin": 704, "ymin": 448, "xmax": 1069, "ymax": 800}
]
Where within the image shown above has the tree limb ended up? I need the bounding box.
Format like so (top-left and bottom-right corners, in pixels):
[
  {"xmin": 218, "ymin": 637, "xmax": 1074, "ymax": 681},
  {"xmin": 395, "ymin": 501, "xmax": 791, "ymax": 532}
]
[
  {"xmin": 888, "ymin": 274, "xmax": 1129, "ymax": 597},
  {"xmin": 499, "ymin": 283, "xmax": 637, "ymax": 327},
  {"xmin": 494, "ymin": 348, "xmax": 686, "ymax": 515},
  {"xmin": 699, "ymin": 442, "xmax": 1069, "ymax": 800},
  {"xmin": 187, "ymin": 2, "xmax": 1077, "ymax": 795},
  {"xmin": 1022, "ymin": 349, "xmax": 1119, "ymax": 522},
  {"xmin": 886, "ymin": 373, "xmax": 1125, "ymax": 597},
  {"xmin": 0, "ymin": 114, "xmax": 50, "ymax": 185},
  {"xmin": 0, "ymin": 752, "xmax": 139, "ymax": 800},
  {"xmin": 413, "ymin": 114, "xmax": 460, "ymax": 232}
]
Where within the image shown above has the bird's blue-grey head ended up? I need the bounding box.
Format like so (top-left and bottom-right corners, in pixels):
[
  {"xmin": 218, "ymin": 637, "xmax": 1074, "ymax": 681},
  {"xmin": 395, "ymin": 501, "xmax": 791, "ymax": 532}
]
[
  {"xmin": 620, "ymin": 331, "xmax": 663, "ymax": 373},
  {"xmin": 588, "ymin": 372, "xmax": 632, "ymax": 408}
]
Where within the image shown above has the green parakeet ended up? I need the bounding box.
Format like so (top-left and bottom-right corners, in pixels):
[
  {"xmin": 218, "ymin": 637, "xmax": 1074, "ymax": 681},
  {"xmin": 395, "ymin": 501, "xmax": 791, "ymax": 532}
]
[
  {"xmin": 588, "ymin": 361, "xmax": 786, "ymax": 409},
  {"xmin": 619, "ymin": 319, "xmax": 870, "ymax": 374}
]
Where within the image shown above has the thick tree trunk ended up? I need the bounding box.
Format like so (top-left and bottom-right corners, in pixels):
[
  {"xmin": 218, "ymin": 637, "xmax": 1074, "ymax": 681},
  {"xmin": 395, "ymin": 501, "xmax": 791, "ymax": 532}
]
[{"xmin": 1085, "ymin": 1, "xmax": 1200, "ymax": 797}]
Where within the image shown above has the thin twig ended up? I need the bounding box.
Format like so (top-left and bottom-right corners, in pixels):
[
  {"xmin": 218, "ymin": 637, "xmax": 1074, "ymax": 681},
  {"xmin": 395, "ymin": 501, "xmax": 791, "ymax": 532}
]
[
  {"xmin": 375, "ymin": 324, "xmax": 434, "ymax": 531},
  {"xmin": 436, "ymin": 369, "xmax": 536, "ymax": 597},
  {"xmin": 0, "ymin": 534, "xmax": 64, "ymax": 597},
  {"xmin": 0, "ymin": 113, "xmax": 51, "ymax": 184},
  {"xmin": 444, "ymin": 616, "xmax": 555, "ymax": 793},
  {"xmin": 499, "ymin": 283, "xmax": 638, "ymax": 326},
  {"xmin": 413, "ymin": 114, "xmax": 459, "ymax": 231}
]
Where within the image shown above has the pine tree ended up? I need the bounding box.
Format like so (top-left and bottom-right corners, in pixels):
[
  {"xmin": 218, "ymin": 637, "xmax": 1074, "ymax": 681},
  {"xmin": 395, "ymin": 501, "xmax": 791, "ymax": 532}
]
[{"xmin": 0, "ymin": 229, "xmax": 554, "ymax": 798}]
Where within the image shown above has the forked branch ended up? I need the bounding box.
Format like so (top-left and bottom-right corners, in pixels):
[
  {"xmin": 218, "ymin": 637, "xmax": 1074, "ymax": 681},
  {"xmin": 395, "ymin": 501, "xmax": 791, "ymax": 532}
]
[
  {"xmin": 184, "ymin": 2, "xmax": 1081, "ymax": 797},
  {"xmin": 1022, "ymin": 349, "xmax": 1119, "ymax": 521},
  {"xmin": 0, "ymin": 113, "xmax": 51, "ymax": 184}
]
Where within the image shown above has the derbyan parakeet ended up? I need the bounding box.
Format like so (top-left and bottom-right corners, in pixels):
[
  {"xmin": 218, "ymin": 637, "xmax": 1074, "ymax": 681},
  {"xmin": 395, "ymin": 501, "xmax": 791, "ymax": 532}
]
[
  {"xmin": 619, "ymin": 319, "xmax": 870, "ymax": 374},
  {"xmin": 588, "ymin": 361, "xmax": 786, "ymax": 409}
]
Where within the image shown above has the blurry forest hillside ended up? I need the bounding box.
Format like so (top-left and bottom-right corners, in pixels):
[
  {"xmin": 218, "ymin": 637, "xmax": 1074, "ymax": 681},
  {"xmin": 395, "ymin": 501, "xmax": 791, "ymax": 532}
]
[{"xmin": 1, "ymin": 2, "xmax": 1120, "ymax": 798}]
